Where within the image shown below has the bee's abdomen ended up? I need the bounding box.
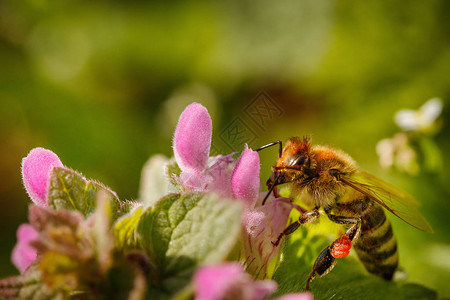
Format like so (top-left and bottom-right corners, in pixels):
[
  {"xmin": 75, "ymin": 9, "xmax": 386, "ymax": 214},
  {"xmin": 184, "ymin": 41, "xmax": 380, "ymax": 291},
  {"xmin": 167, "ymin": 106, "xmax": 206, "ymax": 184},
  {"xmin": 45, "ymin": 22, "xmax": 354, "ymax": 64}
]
[{"xmin": 353, "ymin": 202, "xmax": 398, "ymax": 280}]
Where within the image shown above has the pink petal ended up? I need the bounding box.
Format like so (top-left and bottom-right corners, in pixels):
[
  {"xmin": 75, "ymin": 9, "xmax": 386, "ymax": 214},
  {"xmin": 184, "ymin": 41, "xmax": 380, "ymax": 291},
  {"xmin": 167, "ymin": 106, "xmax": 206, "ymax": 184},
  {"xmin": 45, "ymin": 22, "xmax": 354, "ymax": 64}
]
[
  {"xmin": 231, "ymin": 147, "xmax": 260, "ymax": 209},
  {"xmin": 173, "ymin": 102, "xmax": 212, "ymax": 174},
  {"xmin": 178, "ymin": 154, "xmax": 236, "ymax": 197},
  {"xmin": 11, "ymin": 224, "xmax": 38, "ymax": 273},
  {"xmin": 242, "ymin": 198, "xmax": 293, "ymax": 279},
  {"xmin": 22, "ymin": 147, "xmax": 63, "ymax": 207},
  {"xmin": 246, "ymin": 279, "xmax": 278, "ymax": 300},
  {"xmin": 194, "ymin": 263, "xmax": 277, "ymax": 300},
  {"xmin": 203, "ymin": 154, "xmax": 236, "ymax": 198},
  {"xmin": 275, "ymin": 293, "xmax": 314, "ymax": 300},
  {"xmin": 194, "ymin": 263, "xmax": 244, "ymax": 300},
  {"xmin": 179, "ymin": 171, "xmax": 212, "ymax": 192}
]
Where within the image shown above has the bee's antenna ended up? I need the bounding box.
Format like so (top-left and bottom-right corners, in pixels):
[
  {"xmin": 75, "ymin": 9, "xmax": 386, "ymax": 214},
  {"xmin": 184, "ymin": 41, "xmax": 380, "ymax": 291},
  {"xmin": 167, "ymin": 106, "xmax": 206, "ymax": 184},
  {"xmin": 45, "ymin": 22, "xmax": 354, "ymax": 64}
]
[
  {"xmin": 256, "ymin": 141, "xmax": 283, "ymax": 205},
  {"xmin": 262, "ymin": 173, "xmax": 280, "ymax": 205},
  {"xmin": 255, "ymin": 141, "xmax": 283, "ymax": 158}
]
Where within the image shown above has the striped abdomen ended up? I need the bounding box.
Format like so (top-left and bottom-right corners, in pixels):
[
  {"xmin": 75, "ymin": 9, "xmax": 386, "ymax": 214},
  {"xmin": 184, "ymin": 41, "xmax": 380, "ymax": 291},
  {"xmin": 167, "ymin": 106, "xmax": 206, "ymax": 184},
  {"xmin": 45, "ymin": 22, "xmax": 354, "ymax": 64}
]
[{"xmin": 334, "ymin": 195, "xmax": 398, "ymax": 280}]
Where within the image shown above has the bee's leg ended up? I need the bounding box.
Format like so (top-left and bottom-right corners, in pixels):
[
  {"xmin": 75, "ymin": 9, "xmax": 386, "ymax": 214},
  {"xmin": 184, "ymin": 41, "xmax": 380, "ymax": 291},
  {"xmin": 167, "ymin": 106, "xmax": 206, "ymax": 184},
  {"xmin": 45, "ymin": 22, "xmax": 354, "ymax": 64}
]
[
  {"xmin": 327, "ymin": 215, "xmax": 361, "ymax": 245},
  {"xmin": 305, "ymin": 215, "xmax": 361, "ymax": 290},
  {"xmin": 305, "ymin": 245, "xmax": 335, "ymax": 290},
  {"xmin": 271, "ymin": 209, "xmax": 319, "ymax": 247}
]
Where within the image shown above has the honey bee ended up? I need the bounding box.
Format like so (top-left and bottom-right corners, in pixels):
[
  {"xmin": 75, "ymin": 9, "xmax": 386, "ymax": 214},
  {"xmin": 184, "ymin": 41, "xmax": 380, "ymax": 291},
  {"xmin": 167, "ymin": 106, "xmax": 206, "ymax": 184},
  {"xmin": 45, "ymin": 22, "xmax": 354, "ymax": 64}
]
[{"xmin": 257, "ymin": 137, "xmax": 433, "ymax": 290}]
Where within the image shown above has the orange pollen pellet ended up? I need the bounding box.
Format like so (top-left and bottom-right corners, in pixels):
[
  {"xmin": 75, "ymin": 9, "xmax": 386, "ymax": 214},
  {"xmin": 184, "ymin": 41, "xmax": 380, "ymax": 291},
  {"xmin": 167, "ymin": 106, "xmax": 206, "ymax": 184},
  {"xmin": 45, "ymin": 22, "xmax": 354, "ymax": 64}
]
[{"xmin": 331, "ymin": 235, "xmax": 352, "ymax": 258}]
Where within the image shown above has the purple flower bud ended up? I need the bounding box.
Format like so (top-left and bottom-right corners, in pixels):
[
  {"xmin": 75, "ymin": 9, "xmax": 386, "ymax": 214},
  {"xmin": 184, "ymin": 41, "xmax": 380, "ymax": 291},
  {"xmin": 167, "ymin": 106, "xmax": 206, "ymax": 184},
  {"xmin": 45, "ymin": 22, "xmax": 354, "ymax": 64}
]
[
  {"xmin": 172, "ymin": 102, "xmax": 239, "ymax": 197},
  {"xmin": 173, "ymin": 102, "xmax": 212, "ymax": 174},
  {"xmin": 11, "ymin": 224, "xmax": 38, "ymax": 274},
  {"xmin": 21, "ymin": 147, "xmax": 63, "ymax": 207},
  {"xmin": 194, "ymin": 263, "xmax": 277, "ymax": 300},
  {"xmin": 231, "ymin": 146, "xmax": 260, "ymax": 209}
]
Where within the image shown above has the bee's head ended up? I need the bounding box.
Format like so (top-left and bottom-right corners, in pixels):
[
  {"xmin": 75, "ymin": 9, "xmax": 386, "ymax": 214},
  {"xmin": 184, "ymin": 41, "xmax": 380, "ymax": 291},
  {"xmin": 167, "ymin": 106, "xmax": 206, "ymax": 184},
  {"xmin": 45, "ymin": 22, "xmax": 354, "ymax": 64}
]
[{"xmin": 270, "ymin": 136, "xmax": 316, "ymax": 187}]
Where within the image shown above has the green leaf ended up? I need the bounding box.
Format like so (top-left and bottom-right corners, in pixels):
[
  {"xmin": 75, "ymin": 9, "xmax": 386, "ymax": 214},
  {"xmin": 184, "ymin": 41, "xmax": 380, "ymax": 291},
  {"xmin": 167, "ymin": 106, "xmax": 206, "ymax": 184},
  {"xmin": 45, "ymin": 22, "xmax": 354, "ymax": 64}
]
[
  {"xmin": 0, "ymin": 265, "xmax": 63, "ymax": 300},
  {"xmin": 27, "ymin": 205, "xmax": 98, "ymax": 296},
  {"xmin": 98, "ymin": 252, "xmax": 147, "ymax": 300},
  {"xmin": 272, "ymin": 227, "xmax": 438, "ymax": 300},
  {"xmin": 113, "ymin": 206, "xmax": 144, "ymax": 251},
  {"xmin": 165, "ymin": 158, "xmax": 182, "ymax": 193},
  {"xmin": 47, "ymin": 167, "xmax": 124, "ymax": 220},
  {"xmin": 139, "ymin": 155, "xmax": 175, "ymax": 206},
  {"xmin": 137, "ymin": 192, "xmax": 242, "ymax": 296},
  {"xmin": 25, "ymin": 197, "xmax": 143, "ymax": 298}
]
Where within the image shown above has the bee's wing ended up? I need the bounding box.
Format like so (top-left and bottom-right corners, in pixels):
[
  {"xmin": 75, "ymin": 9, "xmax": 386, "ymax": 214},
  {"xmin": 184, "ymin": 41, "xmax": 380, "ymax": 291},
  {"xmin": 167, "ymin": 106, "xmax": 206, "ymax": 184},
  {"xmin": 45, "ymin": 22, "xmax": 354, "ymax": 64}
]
[{"xmin": 340, "ymin": 171, "xmax": 433, "ymax": 233}]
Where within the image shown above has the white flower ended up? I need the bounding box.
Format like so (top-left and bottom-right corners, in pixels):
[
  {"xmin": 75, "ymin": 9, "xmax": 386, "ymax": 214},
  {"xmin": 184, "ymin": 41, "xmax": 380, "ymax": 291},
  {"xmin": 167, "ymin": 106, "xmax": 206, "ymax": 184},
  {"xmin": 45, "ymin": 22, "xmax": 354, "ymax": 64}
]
[
  {"xmin": 376, "ymin": 133, "xmax": 418, "ymax": 175},
  {"xmin": 394, "ymin": 98, "xmax": 443, "ymax": 132}
]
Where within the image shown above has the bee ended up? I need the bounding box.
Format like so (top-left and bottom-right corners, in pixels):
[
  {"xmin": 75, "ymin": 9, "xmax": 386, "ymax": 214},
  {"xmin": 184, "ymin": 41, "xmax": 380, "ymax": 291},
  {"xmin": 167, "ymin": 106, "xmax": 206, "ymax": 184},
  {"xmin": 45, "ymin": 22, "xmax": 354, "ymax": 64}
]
[{"xmin": 257, "ymin": 137, "xmax": 433, "ymax": 290}]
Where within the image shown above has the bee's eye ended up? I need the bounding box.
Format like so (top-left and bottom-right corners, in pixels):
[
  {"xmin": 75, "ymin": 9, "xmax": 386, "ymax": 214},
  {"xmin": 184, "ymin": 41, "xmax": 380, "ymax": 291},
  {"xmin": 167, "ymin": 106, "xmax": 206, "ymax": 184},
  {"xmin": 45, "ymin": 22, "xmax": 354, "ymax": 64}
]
[{"xmin": 295, "ymin": 156, "xmax": 306, "ymax": 166}]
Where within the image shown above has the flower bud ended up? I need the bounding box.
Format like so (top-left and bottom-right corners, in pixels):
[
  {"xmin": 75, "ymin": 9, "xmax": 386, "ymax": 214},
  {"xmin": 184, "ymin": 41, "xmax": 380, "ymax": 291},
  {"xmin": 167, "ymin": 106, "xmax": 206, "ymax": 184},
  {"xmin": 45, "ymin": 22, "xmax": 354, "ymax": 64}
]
[
  {"xmin": 11, "ymin": 224, "xmax": 38, "ymax": 273},
  {"xmin": 22, "ymin": 147, "xmax": 63, "ymax": 206}
]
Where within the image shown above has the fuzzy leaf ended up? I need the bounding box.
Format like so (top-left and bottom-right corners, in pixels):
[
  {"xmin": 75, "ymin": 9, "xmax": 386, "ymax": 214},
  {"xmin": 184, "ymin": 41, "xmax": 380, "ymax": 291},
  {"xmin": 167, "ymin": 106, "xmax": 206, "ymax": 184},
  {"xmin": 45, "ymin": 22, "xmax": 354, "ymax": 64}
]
[
  {"xmin": 47, "ymin": 167, "xmax": 124, "ymax": 220},
  {"xmin": 137, "ymin": 192, "xmax": 242, "ymax": 296},
  {"xmin": 165, "ymin": 158, "xmax": 183, "ymax": 192},
  {"xmin": 0, "ymin": 265, "xmax": 62, "ymax": 300},
  {"xmin": 113, "ymin": 206, "xmax": 144, "ymax": 251},
  {"xmin": 97, "ymin": 253, "xmax": 147, "ymax": 300},
  {"xmin": 139, "ymin": 155, "xmax": 174, "ymax": 206},
  {"xmin": 28, "ymin": 205, "xmax": 94, "ymax": 295},
  {"xmin": 272, "ymin": 227, "xmax": 437, "ymax": 300}
]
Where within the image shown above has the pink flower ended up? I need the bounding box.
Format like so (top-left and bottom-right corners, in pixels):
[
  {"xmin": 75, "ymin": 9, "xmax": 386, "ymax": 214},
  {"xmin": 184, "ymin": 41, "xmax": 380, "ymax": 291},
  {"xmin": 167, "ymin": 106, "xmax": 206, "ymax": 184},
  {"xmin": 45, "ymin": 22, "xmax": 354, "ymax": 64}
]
[
  {"xmin": 230, "ymin": 145, "xmax": 295, "ymax": 278},
  {"xmin": 173, "ymin": 102, "xmax": 296, "ymax": 280},
  {"xmin": 22, "ymin": 147, "xmax": 63, "ymax": 207},
  {"xmin": 193, "ymin": 263, "xmax": 312, "ymax": 300},
  {"xmin": 173, "ymin": 102, "xmax": 239, "ymax": 198},
  {"xmin": 173, "ymin": 102, "xmax": 212, "ymax": 175},
  {"xmin": 194, "ymin": 263, "xmax": 277, "ymax": 300},
  {"xmin": 242, "ymin": 197, "xmax": 295, "ymax": 279},
  {"xmin": 231, "ymin": 147, "xmax": 261, "ymax": 209},
  {"xmin": 11, "ymin": 224, "xmax": 38, "ymax": 273},
  {"xmin": 173, "ymin": 102, "xmax": 263, "ymax": 203}
]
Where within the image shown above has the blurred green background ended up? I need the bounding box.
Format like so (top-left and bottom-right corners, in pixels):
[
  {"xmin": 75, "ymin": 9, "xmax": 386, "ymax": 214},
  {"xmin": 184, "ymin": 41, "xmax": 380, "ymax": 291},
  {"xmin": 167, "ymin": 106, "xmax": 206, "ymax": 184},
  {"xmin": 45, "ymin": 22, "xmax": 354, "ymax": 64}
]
[{"xmin": 1, "ymin": 0, "xmax": 449, "ymax": 297}]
